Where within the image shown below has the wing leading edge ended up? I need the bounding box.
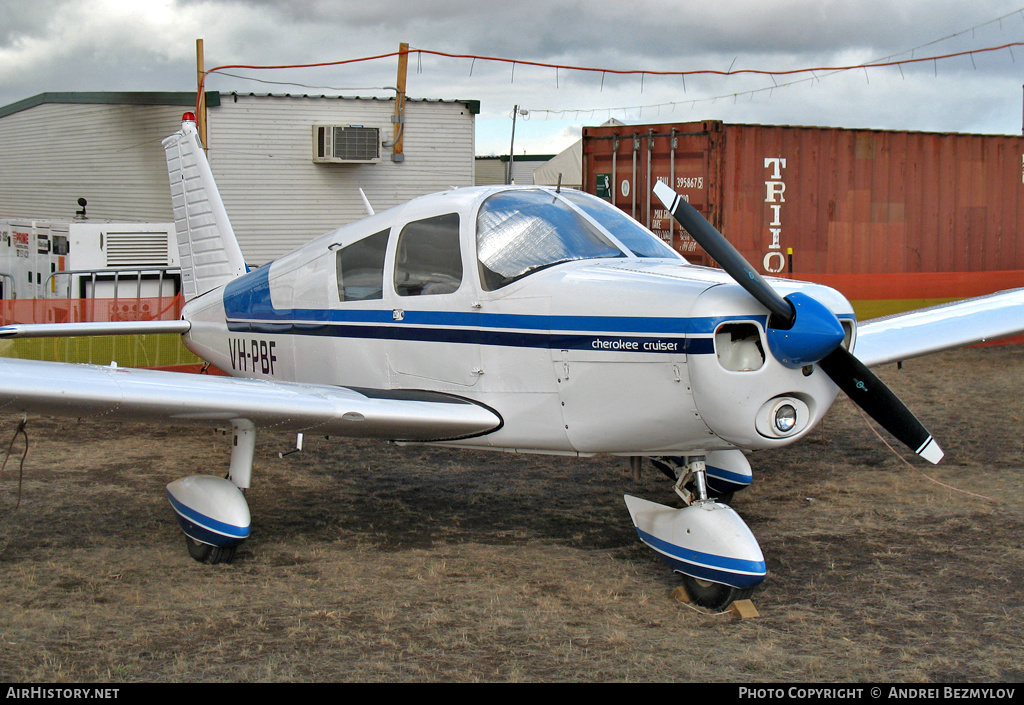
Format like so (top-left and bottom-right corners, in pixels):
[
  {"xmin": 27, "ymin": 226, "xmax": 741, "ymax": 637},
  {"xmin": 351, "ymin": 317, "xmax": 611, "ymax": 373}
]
[
  {"xmin": 854, "ymin": 288, "xmax": 1024, "ymax": 368},
  {"xmin": 0, "ymin": 357, "xmax": 501, "ymax": 442}
]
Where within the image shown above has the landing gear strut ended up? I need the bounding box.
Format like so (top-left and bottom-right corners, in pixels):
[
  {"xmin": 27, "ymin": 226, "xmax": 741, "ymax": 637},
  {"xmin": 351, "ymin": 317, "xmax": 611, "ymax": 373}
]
[{"xmin": 166, "ymin": 419, "xmax": 254, "ymax": 565}]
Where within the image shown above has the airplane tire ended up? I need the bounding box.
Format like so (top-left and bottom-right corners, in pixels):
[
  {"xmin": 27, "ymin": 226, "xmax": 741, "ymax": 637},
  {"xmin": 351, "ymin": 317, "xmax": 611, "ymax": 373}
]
[
  {"xmin": 185, "ymin": 536, "xmax": 238, "ymax": 565},
  {"xmin": 680, "ymin": 574, "xmax": 753, "ymax": 610}
]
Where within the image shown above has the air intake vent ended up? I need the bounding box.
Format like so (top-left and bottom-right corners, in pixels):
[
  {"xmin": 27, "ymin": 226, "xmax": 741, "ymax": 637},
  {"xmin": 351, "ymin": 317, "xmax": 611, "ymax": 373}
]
[{"xmin": 105, "ymin": 231, "xmax": 170, "ymax": 266}]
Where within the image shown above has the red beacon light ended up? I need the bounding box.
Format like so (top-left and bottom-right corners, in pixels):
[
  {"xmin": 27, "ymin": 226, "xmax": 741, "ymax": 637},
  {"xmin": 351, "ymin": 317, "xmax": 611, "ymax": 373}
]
[{"xmin": 182, "ymin": 112, "xmax": 197, "ymax": 123}]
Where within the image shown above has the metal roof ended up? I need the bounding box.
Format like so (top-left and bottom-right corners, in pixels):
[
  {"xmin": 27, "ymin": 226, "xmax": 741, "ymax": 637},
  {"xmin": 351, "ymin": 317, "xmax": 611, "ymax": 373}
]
[
  {"xmin": 223, "ymin": 91, "xmax": 480, "ymax": 114},
  {"xmin": 0, "ymin": 91, "xmax": 480, "ymax": 119},
  {"xmin": 0, "ymin": 92, "xmax": 222, "ymax": 119}
]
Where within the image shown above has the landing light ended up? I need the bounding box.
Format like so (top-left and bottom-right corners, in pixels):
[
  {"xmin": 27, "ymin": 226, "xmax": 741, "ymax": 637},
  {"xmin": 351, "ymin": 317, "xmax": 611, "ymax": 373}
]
[
  {"xmin": 756, "ymin": 396, "xmax": 809, "ymax": 439},
  {"xmin": 774, "ymin": 403, "xmax": 798, "ymax": 434}
]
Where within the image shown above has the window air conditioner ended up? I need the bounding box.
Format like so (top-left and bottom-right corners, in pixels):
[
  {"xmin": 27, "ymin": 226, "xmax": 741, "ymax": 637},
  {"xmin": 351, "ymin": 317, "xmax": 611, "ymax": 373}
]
[{"xmin": 313, "ymin": 125, "xmax": 382, "ymax": 164}]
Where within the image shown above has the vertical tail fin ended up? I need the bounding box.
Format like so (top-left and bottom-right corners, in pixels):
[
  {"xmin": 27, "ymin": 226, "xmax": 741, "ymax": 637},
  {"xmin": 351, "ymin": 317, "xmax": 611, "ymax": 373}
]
[{"xmin": 163, "ymin": 115, "xmax": 247, "ymax": 301}]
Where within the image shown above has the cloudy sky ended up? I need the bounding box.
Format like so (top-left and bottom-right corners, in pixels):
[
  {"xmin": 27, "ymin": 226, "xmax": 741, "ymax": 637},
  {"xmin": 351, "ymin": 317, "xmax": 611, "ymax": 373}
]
[{"xmin": 3, "ymin": 0, "xmax": 1024, "ymax": 155}]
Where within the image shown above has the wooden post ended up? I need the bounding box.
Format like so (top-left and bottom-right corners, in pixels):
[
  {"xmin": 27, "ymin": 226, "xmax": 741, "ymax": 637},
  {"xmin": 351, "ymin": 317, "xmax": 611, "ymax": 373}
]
[
  {"xmin": 196, "ymin": 38, "xmax": 208, "ymax": 152},
  {"xmin": 392, "ymin": 42, "xmax": 408, "ymax": 162}
]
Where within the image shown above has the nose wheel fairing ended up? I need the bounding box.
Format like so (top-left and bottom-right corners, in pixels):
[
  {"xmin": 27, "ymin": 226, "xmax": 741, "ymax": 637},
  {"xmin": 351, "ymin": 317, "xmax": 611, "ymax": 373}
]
[{"xmin": 624, "ymin": 494, "xmax": 766, "ymax": 590}]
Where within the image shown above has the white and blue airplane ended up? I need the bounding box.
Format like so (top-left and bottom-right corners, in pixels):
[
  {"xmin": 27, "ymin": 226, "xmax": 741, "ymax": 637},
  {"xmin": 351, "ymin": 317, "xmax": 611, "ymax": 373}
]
[{"xmin": 3, "ymin": 114, "xmax": 1023, "ymax": 609}]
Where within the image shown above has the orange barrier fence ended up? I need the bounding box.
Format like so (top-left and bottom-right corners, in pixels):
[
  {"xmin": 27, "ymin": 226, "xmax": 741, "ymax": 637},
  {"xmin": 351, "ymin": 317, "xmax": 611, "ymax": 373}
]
[
  {"xmin": 0, "ymin": 295, "xmax": 185, "ymax": 325},
  {"xmin": 0, "ymin": 295, "xmax": 207, "ymax": 371}
]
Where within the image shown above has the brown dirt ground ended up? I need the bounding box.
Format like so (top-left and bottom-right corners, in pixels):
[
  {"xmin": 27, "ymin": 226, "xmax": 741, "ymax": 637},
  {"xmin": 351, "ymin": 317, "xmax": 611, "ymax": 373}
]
[{"xmin": 0, "ymin": 346, "xmax": 1022, "ymax": 682}]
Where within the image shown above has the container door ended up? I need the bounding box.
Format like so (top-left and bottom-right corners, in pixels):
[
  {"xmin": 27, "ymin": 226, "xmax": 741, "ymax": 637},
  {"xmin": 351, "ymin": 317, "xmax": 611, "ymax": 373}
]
[
  {"xmin": 584, "ymin": 125, "xmax": 721, "ymax": 266},
  {"xmin": 648, "ymin": 129, "xmax": 720, "ymax": 266}
]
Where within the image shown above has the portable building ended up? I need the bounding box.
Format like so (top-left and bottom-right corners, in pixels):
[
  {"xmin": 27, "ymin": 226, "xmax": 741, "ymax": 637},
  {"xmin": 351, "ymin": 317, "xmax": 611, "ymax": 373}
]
[
  {"xmin": 475, "ymin": 154, "xmax": 554, "ymax": 186},
  {"xmin": 0, "ymin": 91, "xmax": 479, "ymax": 265},
  {"xmin": 582, "ymin": 120, "xmax": 1024, "ymax": 317}
]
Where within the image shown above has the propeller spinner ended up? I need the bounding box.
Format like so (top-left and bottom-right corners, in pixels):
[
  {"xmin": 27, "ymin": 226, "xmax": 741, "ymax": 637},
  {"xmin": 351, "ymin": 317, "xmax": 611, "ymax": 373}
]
[{"xmin": 652, "ymin": 181, "xmax": 943, "ymax": 464}]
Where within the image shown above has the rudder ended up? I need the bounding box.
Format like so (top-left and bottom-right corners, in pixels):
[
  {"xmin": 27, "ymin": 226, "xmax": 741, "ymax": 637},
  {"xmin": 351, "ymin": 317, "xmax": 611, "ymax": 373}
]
[{"xmin": 163, "ymin": 116, "xmax": 247, "ymax": 301}]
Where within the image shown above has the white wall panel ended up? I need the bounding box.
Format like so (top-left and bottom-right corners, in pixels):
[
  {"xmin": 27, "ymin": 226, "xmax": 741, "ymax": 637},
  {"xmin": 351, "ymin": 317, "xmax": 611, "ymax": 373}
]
[{"xmin": 0, "ymin": 93, "xmax": 477, "ymax": 266}]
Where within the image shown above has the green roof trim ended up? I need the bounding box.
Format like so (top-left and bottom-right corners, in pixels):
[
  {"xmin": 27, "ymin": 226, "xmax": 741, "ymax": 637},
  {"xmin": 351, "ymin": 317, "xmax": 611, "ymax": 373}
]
[
  {"xmin": 477, "ymin": 154, "xmax": 556, "ymax": 162},
  {"xmin": 0, "ymin": 91, "xmax": 221, "ymax": 119}
]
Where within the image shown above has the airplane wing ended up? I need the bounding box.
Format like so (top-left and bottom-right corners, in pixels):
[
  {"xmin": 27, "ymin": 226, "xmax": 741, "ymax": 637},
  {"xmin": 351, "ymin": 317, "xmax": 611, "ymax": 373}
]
[
  {"xmin": 853, "ymin": 288, "xmax": 1024, "ymax": 367},
  {"xmin": 0, "ymin": 357, "xmax": 501, "ymax": 442}
]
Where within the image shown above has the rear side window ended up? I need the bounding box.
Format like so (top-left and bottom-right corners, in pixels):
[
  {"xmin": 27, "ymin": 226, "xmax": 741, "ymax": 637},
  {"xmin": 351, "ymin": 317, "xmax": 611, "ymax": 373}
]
[
  {"xmin": 336, "ymin": 228, "xmax": 389, "ymax": 301},
  {"xmin": 394, "ymin": 214, "xmax": 463, "ymax": 296}
]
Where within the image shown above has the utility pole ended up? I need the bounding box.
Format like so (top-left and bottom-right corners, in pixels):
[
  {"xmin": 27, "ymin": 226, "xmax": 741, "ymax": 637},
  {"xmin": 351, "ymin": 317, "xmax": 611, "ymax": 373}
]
[
  {"xmin": 506, "ymin": 106, "xmax": 529, "ymax": 184},
  {"xmin": 196, "ymin": 38, "xmax": 208, "ymax": 152},
  {"xmin": 392, "ymin": 42, "xmax": 408, "ymax": 162}
]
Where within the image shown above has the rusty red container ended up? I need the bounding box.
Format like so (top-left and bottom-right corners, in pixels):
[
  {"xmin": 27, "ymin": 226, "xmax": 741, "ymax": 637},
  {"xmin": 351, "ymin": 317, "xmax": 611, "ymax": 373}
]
[{"xmin": 582, "ymin": 120, "xmax": 1024, "ymax": 317}]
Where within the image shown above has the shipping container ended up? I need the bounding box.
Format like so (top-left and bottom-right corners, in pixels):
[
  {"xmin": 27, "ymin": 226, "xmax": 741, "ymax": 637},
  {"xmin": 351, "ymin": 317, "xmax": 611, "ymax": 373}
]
[{"xmin": 582, "ymin": 120, "xmax": 1024, "ymax": 317}]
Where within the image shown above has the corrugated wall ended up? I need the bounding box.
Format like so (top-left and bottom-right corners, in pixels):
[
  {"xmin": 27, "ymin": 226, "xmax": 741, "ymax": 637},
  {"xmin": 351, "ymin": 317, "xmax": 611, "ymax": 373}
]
[
  {"xmin": 718, "ymin": 124, "xmax": 1024, "ymax": 277},
  {"xmin": 0, "ymin": 102, "xmax": 181, "ymax": 222},
  {"xmin": 583, "ymin": 120, "xmax": 1024, "ymax": 317},
  {"xmin": 475, "ymin": 156, "xmax": 553, "ymax": 186},
  {"xmin": 0, "ymin": 93, "xmax": 477, "ymax": 266},
  {"xmin": 209, "ymin": 94, "xmax": 476, "ymax": 264}
]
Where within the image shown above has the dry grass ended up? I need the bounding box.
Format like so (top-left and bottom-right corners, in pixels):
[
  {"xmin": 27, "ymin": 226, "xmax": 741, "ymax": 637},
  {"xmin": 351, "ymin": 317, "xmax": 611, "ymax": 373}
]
[{"xmin": 1, "ymin": 346, "xmax": 1022, "ymax": 682}]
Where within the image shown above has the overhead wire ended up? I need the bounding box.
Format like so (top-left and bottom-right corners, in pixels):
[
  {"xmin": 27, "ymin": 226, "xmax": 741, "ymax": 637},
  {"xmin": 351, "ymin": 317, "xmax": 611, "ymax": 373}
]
[
  {"xmin": 527, "ymin": 9, "xmax": 1024, "ymax": 119},
  {"xmin": 195, "ymin": 38, "xmax": 1024, "ymax": 115}
]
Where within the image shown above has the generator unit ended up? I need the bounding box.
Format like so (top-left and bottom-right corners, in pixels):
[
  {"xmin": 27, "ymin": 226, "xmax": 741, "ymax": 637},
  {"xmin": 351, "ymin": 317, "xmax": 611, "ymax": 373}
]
[{"xmin": 0, "ymin": 220, "xmax": 180, "ymax": 300}]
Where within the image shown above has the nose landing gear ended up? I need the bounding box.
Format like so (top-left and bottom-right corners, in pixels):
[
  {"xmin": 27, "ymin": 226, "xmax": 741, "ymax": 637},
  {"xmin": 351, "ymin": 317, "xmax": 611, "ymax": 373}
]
[{"xmin": 625, "ymin": 455, "xmax": 766, "ymax": 610}]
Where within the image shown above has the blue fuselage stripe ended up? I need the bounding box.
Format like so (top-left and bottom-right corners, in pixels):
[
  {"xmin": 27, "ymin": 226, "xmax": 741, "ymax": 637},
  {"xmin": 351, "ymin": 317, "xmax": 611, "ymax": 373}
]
[
  {"xmin": 219, "ymin": 265, "xmax": 853, "ymax": 354},
  {"xmin": 226, "ymin": 319, "xmax": 714, "ymax": 354}
]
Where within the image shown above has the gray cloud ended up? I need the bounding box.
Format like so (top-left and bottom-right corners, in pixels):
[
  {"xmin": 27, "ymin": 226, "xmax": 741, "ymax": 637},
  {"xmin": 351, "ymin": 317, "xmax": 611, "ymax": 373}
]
[{"xmin": 2, "ymin": 0, "xmax": 1023, "ymax": 154}]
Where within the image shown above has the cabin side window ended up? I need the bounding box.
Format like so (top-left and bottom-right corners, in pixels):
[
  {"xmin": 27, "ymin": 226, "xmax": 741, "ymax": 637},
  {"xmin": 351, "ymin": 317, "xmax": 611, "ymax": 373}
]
[
  {"xmin": 336, "ymin": 228, "xmax": 389, "ymax": 301},
  {"xmin": 394, "ymin": 213, "xmax": 463, "ymax": 296}
]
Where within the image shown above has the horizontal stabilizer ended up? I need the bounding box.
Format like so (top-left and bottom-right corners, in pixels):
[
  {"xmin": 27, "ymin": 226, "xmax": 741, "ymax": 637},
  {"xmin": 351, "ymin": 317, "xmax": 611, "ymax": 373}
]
[{"xmin": 0, "ymin": 320, "xmax": 190, "ymax": 339}]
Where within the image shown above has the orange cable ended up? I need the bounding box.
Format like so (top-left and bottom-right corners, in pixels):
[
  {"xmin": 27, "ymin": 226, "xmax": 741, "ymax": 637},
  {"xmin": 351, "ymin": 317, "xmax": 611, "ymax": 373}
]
[
  {"xmin": 855, "ymin": 405, "xmax": 998, "ymax": 504},
  {"xmin": 194, "ymin": 42, "xmax": 1024, "ymax": 113}
]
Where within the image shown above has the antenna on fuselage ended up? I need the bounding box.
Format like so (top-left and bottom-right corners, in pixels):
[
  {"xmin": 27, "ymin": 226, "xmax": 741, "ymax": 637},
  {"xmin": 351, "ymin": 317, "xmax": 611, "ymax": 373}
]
[{"xmin": 358, "ymin": 188, "xmax": 375, "ymax": 216}]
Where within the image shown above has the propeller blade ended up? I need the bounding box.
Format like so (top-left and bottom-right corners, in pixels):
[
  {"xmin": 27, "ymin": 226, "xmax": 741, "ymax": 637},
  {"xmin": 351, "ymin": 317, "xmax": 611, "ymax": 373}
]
[
  {"xmin": 818, "ymin": 346, "xmax": 944, "ymax": 464},
  {"xmin": 653, "ymin": 180, "xmax": 793, "ymax": 325},
  {"xmin": 653, "ymin": 181, "xmax": 944, "ymax": 464}
]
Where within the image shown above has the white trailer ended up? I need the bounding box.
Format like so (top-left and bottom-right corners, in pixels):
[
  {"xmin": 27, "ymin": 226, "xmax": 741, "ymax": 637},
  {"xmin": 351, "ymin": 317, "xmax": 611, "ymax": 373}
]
[{"xmin": 0, "ymin": 219, "xmax": 179, "ymax": 299}]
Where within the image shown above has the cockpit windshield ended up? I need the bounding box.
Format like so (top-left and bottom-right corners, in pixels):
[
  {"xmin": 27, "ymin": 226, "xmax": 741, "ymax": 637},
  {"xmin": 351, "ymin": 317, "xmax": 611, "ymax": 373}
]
[
  {"xmin": 557, "ymin": 190, "xmax": 680, "ymax": 259},
  {"xmin": 476, "ymin": 190, "xmax": 626, "ymax": 291}
]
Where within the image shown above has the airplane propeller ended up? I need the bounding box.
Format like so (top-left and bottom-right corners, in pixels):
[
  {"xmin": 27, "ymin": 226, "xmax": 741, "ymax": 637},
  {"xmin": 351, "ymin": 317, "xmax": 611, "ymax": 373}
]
[{"xmin": 652, "ymin": 181, "xmax": 943, "ymax": 464}]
